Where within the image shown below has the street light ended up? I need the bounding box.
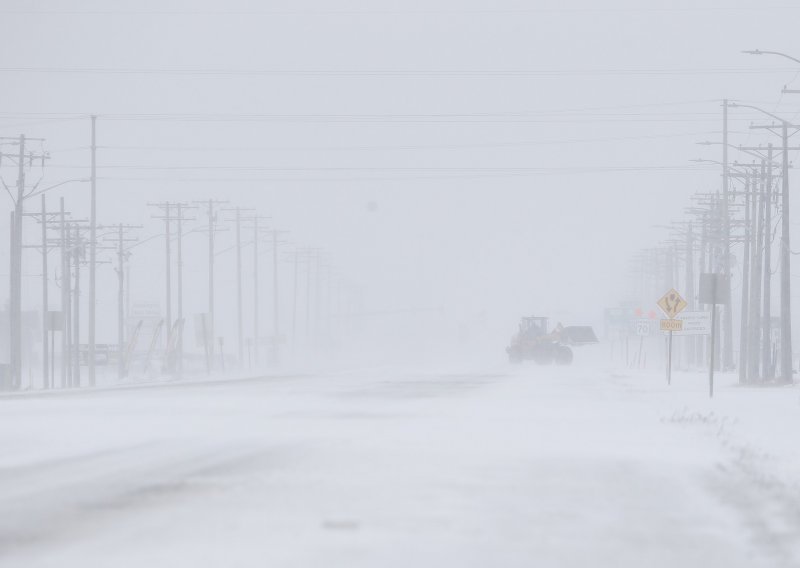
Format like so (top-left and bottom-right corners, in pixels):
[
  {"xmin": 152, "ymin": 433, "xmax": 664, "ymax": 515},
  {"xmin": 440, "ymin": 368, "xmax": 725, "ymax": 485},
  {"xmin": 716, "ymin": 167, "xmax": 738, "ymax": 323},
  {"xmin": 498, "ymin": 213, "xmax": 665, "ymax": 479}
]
[
  {"xmin": 742, "ymin": 50, "xmax": 800, "ymax": 94},
  {"xmin": 696, "ymin": 141, "xmax": 765, "ymax": 161},
  {"xmin": 28, "ymin": 178, "xmax": 90, "ymax": 199},
  {"xmin": 742, "ymin": 49, "xmax": 800, "ymax": 66}
]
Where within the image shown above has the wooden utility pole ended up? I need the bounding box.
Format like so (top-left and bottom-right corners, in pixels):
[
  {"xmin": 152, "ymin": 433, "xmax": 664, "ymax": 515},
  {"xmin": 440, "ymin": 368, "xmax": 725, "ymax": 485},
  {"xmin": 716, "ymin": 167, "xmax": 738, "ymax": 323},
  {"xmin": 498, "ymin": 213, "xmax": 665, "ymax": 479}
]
[
  {"xmin": 748, "ymin": 162, "xmax": 765, "ymax": 380},
  {"xmin": 1, "ymin": 134, "xmax": 47, "ymax": 389},
  {"xmin": 99, "ymin": 223, "xmax": 139, "ymax": 379},
  {"xmin": 732, "ymin": 100, "xmax": 799, "ymax": 382},
  {"xmin": 780, "ymin": 122, "xmax": 792, "ymax": 383},
  {"xmin": 222, "ymin": 206, "xmax": 255, "ymax": 367},
  {"xmin": 194, "ymin": 199, "xmax": 228, "ymax": 370},
  {"xmin": 149, "ymin": 202, "xmax": 194, "ymax": 374},
  {"xmin": 721, "ymin": 100, "xmax": 734, "ymax": 370},
  {"xmin": 60, "ymin": 198, "xmax": 70, "ymax": 388},
  {"xmin": 763, "ymin": 145, "xmax": 774, "ymax": 379},
  {"xmin": 72, "ymin": 223, "xmax": 82, "ymax": 386},
  {"xmin": 41, "ymin": 196, "xmax": 48, "ymax": 388},
  {"xmin": 739, "ymin": 173, "xmax": 751, "ymax": 383},
  {"xmin": 684, "ymin": 222, "xmax": 695, "ymax": 366},
  {"xmin": 88, "ymin": 115, "xmax": 97, "ymax": 387},
  {"xmin": 21, "ymin": 195, "xmax": 62, "ymax": 388},
  {"xmin": 270, "ymin": 229, "xmax": 289, "ymax": 364}
]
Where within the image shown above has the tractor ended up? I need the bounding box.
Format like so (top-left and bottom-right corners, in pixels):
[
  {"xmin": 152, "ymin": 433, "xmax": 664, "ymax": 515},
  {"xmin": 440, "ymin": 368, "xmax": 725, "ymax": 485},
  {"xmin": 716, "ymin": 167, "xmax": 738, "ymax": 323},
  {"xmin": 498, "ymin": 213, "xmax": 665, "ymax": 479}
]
[{"xmin": 506, "ymin": 316, "xmax": 598, "ymax": 365}]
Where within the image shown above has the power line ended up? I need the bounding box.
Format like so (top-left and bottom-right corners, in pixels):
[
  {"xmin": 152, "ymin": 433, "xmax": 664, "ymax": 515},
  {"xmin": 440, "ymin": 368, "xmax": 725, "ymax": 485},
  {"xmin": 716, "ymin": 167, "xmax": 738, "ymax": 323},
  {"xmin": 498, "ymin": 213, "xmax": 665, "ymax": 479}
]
[
  {"xmin": 44, "ymin": 130, "xmax": 755, "ymax": 154},
  {"xmin": 0, "ymin": 66, "xmax": 797, "ymax": 78},
  {"xmin": 2, "ymin": 7, "xmax": 800, "ymax": 15},
  {"xmin": 54, "ymin": 164, "xmax": 719, "ymax": 173}
]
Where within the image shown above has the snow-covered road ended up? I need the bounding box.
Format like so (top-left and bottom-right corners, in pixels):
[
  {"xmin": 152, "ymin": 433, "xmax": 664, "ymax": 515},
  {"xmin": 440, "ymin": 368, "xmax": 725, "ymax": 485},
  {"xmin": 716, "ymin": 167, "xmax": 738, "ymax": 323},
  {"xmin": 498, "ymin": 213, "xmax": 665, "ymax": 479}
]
[{"xmin": 1, "ymin": 365, "xmax": 799, "ymax": 567}]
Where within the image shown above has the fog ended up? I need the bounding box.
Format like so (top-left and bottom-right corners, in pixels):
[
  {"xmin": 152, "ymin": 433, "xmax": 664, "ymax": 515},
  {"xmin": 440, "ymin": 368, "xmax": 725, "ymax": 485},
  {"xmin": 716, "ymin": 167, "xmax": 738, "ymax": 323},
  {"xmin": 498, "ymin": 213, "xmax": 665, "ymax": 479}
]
[{"xmin": 2, "ymin": 1, "xmax": 800, "ymax": 566}]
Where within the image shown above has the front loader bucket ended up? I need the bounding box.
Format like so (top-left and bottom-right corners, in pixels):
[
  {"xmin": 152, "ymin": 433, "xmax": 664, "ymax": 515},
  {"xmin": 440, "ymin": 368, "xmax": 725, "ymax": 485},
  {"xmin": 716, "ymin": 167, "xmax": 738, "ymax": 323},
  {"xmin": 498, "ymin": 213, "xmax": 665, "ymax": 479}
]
[{"xmin": 561, "ymin": 326, "xmax": 599, "ymax": 346}]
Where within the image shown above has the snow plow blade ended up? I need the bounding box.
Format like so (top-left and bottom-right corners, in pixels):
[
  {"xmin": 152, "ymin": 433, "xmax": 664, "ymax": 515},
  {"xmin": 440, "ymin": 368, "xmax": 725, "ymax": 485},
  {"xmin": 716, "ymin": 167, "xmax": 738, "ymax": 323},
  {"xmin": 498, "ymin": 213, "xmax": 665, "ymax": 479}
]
[{"xmin": 560, "ymin": 326, "xmax": 598, "ymax": 346}]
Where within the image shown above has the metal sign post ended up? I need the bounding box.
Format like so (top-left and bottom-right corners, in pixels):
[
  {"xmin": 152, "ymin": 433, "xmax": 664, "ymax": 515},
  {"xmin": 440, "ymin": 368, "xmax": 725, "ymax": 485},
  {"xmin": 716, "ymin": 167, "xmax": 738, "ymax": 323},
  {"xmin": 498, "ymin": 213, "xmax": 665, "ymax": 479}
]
[
  {"xmin": 657, "ymin": 289, "xmax": 687, "ymax": 386},
  {"xmin": 708, "ymin": 303, "xmax": 717, "ymax": 398},
  {"xmin": 699, "ymin": 274, "xmax": 729, "ymax": 398},
  {"xmin": 668, "ymin": 330, "xmax": 673, "ymax": 385}
]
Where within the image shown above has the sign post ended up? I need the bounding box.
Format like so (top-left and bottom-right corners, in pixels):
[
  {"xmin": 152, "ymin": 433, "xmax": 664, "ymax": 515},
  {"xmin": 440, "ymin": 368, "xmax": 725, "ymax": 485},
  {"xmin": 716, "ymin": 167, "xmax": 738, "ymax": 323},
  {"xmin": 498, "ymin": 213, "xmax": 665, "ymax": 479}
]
[
  {"xmin": 657, "ymin": 289, "xmax": 688, "ymax": 386},
  {"xmin": 699, "ymin": 273, "xmax": 729, "ymax": 398}
]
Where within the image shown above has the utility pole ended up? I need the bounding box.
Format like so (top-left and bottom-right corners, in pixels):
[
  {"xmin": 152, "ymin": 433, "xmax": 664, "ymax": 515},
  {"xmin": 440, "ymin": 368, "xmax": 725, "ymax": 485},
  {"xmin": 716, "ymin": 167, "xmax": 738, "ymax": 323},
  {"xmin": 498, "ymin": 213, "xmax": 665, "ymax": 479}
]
[
  {"xmin": 149, "ymin": 202, "xmax": 194, "ymax": 374},
  {"xmin": 21, "ymin": 195, "xmax": 60, "ymax": 388},
  {"xmin": 292, "ymin": 247, "xmax": 300, "ymax": 351},
  {"xmin": 748, "ymin": 161, "xmax": 765, "ymax": 381},
  {"xmin": 151, "ymin": 203, "xmax": 172, "ymax": 355},
  {"xmin": 748, "ymin": 127, "xmax": 796, "ymax": 383},
  {"xmin": 60, "ymin": 198, "xmax": 69, "ymax": 388},
  {"xmin": 100, "ymin": 223, "xmax": 139, "ymax": 380},
  {"xmin": 118, "ymin": 225, "xmax": 125, "ymax": 379},
  {"xmin": 306, "ymin": 249, "xmax": 314, "ymax": 344},
  {"xmin": 254, "ymin": 217, "xmax": 260, "ymax": 365},
  {"xmin": 721, "ymin": 100, "xmax": 734, "ymax": 371},
  {"xmin": 175, "ymin": 203, "xmax": 195, "ymax": 377},
  {"xmin": 739, "ymin": 173, "xmax": 751, "ymax": 383},
  {"xmin": 72, "ymin": 223, "xmax": 82, "ymax": 386},
  {"xmin": 763, "ymin": 144, "xmax": 774, "ymax": 379},
  {"xmin": 65, "ymin": 223, "xmax": 104, "ymax": 385},
  {"xmin": 11, "ymin": 135, "xmax": 25, "ymax": 390},
  {"xmin": 698, "ymin": 210, "xmax": 708, "ymax": 366},
  {"xmin": 166, "ymin": 204, "xmax": 172, "ymax": 352},
  {"xmin": 315, "ymin": 250, "xmax": 323, "ymax": 346},
  {"xmin": 41, "ymin": 196, "xmax": 49, "ymax": 388},
  {"xmin": 88, "ymin": 115, "xmax": 97, "ymax": 388},
  {"xmin": 235, "ymin": 207, "xmax": 243, "ymax": 364},
  {"xmin": 732, "ymin": 142, "xmax": 797, "ymax": 380},
  {"xmin": 239, "ymin": 214, "xmax": 270, "ymax": 366},
  {"xmin": 291, "ymin": 247, "xmax": 315, "ymax": 353},
  {"xmin": 222, "ymin": 206, "xmax": 255, "ymax": 367},
  {"xmin": 1, "ymin": 134, "xmax": 48, "ymax": 389},
  {"xmin": 209, "ymin": 201, "xmax": 216, "ymax": 366},
  {"xmin": 194, "ymin": 199, "xmax": 228, "ymax": 370},
  {"xmin": 685, "ymin": 222, "xmax": 695, "ymax": 366},
  {"xmin": 780, "ymin": 122, "xmax": 792, "ymax": 382},
  {"xmin": 731, "ymin": 100, "xmax": 799, "ymax": 382},
  {"xmin": 273, "ymin": 229, "xmax": 280, "ymax": 362},
  {"xmin": 270, "ymin": 229, "xmax": 289, "ymax": 364}
]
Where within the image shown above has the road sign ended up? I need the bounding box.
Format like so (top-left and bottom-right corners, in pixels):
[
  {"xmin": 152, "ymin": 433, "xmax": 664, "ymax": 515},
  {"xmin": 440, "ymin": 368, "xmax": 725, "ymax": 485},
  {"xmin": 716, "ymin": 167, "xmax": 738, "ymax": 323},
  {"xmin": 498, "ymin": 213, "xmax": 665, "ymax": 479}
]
[
  {"xmin": 657, "ymin": 289, "xmax": 687, "ymax": 318},
  {"xmin": 660, "ymin": 319, "xmax": 683, "ymax": 332},
  {"xmin": 635, "ymin": 319, "xmax": 651, "ymax": 336},
  {"xmin": 676, "ymin": 311, "xmax": 711, "ymax": 335},
  {"xmin": 699, "ymin": 273, "xmax": 729, "ymax": 304}
]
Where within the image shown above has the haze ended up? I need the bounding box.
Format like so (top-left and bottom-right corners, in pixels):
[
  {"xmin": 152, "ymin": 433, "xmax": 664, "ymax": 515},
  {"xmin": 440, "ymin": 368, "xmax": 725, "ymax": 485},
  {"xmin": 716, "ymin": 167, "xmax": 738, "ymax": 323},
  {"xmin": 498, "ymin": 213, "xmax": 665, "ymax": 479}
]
[{"xmin": 1, "ymin": 1, "xmax": 800, "ymax": 567}]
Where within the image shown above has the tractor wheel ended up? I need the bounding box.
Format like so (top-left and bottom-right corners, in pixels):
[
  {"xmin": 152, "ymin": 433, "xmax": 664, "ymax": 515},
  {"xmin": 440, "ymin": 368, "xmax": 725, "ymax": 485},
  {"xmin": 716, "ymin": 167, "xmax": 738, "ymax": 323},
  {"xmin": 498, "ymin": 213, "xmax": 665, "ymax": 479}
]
[
  {"xmin": 555, "ymin": 346, "xmax": 574, "ymax": 366},
  {"xmin": 532, "ymin": 345, "xmax": 555, "ymax": 365}
]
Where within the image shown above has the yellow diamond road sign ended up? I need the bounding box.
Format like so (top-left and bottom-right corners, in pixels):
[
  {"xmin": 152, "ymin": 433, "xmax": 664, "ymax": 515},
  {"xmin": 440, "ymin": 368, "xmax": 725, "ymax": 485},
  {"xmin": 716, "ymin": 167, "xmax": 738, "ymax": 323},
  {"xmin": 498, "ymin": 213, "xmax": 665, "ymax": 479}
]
[{"xmin": 657, "ymin": 289, "xmax": 688, "ymax": 319}]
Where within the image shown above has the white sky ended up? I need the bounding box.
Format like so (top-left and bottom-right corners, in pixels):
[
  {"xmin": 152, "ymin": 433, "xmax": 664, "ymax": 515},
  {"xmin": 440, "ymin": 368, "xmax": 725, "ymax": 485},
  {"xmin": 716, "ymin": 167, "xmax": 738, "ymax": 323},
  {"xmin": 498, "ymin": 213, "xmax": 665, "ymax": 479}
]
[{"xmin": 2, "ymin": 0, "xmax": 800, "ymax": 357}]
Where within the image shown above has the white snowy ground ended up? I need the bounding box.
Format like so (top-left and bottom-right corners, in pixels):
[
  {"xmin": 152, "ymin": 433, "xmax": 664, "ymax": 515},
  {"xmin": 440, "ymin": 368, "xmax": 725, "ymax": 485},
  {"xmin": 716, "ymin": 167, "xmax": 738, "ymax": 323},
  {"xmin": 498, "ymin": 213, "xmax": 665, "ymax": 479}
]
[{"xmin": 1, "ymin": 361, "xmax": 800, "ymax": 567}]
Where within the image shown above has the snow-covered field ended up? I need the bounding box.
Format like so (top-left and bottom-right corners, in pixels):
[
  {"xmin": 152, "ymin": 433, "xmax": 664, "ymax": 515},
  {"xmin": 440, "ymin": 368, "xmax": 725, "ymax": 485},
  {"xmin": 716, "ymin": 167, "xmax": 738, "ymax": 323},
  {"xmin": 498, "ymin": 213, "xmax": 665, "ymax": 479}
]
[{"xmin": 1, "ymin": 363, "xmax": 799, "ymax": 567}]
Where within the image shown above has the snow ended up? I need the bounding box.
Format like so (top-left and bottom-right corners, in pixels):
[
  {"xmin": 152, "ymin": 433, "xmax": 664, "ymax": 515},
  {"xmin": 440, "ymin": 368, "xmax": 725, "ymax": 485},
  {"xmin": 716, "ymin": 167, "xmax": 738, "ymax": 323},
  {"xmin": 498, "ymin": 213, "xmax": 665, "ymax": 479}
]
[{"xmin": 1, "ymin": 363, "xmax": 799, "ymax": 567}]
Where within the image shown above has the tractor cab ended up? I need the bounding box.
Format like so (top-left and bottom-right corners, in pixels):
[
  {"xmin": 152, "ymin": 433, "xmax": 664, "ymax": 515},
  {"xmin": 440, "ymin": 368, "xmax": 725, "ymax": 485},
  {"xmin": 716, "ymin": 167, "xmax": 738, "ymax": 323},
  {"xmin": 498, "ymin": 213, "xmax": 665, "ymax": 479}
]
[{"xmin": 519, "ymin": 316, "xmax": 549, "ymax": 340}]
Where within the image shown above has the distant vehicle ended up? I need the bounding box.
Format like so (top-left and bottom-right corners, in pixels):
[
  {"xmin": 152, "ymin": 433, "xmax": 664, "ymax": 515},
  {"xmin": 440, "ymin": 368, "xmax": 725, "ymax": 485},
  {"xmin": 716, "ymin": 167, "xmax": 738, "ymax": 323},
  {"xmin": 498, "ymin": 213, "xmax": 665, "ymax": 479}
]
[{"xmin": 506, "ymin": 316, "xmax": 598, "ymax": 365}]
